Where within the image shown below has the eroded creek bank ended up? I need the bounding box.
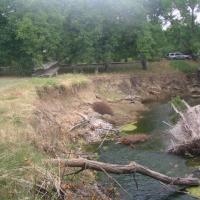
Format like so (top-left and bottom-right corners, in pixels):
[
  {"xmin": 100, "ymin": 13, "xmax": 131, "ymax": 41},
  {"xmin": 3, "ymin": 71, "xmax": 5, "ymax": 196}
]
[{"xmin": 31, "ymin": 72, "xmax": 198, "ymax": 199}]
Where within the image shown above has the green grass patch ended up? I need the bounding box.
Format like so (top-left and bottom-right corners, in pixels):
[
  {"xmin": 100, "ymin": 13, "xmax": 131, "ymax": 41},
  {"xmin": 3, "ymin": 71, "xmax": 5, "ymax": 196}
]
[
  {"xmin": 170, "ymin": 60, "xmax": 199, "ymax": 74},
  {"xmin": 31, "ymin": 77, "xmax": 58, "ymax": 86},
  {"xmin": 170, "ymin": 96, "xmax": 187, "ymax": 124},
  {"xmin": 171, "ymin": 96, "xmax": 187, "ymax": 112},
  {"xmin": 0, "ymin": 143, "xmax": 45, "ymax": 170},
  {"xmin": 0, "ymin": 143, "xmax": 47, "ymax": 200}
]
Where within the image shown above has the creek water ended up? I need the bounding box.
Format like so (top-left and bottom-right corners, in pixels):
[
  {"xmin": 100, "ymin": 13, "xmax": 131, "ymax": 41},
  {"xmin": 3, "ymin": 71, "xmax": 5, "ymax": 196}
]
[{"xmin": 98, "ymin": 101, "xmax": 200, "ymax": 200}]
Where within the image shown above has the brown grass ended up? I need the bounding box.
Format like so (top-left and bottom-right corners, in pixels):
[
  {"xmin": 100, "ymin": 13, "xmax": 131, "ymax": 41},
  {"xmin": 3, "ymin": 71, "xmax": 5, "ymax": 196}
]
[
  {"xmin": 0, "ymin": 75, "xmax": 96, "ymax": 199},
  {"xmin": 36, "ymin": 81, "xmax": 89, "ymax": 99}
]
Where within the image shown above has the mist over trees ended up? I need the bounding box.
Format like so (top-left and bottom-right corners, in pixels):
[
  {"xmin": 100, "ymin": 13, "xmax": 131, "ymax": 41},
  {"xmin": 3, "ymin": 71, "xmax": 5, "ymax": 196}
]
[{"xmin": 0, "ymin": 0, "xmax": 200, "ymax": 75}]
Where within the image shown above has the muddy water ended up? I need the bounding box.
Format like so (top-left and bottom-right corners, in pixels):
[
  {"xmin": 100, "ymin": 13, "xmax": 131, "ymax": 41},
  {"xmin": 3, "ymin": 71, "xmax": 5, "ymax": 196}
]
[{"xmin": 98, "ymin": 102, "xmax": 199, "ymax": 200}]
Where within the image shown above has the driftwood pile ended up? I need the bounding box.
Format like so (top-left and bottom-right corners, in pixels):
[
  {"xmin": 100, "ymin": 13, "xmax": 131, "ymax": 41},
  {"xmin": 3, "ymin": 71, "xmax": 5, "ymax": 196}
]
[{"xmin": 168, "ymin": 100, "xmax": 200, "ymax": 155}]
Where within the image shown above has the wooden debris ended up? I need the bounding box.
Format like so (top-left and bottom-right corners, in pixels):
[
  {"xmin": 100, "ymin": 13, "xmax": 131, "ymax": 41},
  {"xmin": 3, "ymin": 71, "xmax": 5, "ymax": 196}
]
[
  {"xmin": 169, "ymin": 100, "xmax": 200, "ymax": 155},
  {"xmin": 48, "ymin": 158, "xmax": 200, "ymax": 187}
]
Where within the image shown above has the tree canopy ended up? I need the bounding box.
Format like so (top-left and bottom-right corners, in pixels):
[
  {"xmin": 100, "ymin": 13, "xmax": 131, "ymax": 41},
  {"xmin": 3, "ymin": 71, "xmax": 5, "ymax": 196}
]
[{"xmin": 0, "ymin": 0, "xmax": 200, "ymax": 75}]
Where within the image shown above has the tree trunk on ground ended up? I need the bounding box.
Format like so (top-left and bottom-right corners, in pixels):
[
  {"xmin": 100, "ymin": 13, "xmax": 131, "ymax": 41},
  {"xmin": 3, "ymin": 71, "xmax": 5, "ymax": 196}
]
[{"xmin": 48, "ymin": 158, "xmax": 199, "ymax": 186}]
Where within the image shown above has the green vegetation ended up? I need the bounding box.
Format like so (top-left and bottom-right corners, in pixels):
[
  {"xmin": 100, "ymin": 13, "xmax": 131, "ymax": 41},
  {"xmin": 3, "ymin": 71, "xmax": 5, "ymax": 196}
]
[
  {"xmin": 170, "ymin": 96, "xmax": 188, "ymax": 124},
  {"xmin": 31, "ymin": 78, "xmax": 58, "ymax": 86},
  {"xmin": 187, "ymin": 186, "xmax": 200, "ymax": 199},
  {"xmin": 0, "ymin": 143, "xmax": 46, "ymax": 200},
  {"xmin": 170, "ymin": 60, "xmax": 199, "ymax": 74},
  {"xmin": 171, "ymin": 96, "xmax": 188, "ymax": 111},
  {"xmin": 1, "ymin": 0, "xmax": 200, "ymax": 75},
  {"xmin": 0, "ymin": 75, "xmax": 90, "ymax": 199},
  {"xmin": 120, "ymin": 123, "xmax": 137, "ymax": 134}
]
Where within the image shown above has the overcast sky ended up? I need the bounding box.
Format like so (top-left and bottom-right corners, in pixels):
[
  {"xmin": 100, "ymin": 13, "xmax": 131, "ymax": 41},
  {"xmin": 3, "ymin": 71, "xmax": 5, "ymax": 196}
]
[{"xmin": 163, "ymin": 9, "xmax": 200, "ymax": 30}]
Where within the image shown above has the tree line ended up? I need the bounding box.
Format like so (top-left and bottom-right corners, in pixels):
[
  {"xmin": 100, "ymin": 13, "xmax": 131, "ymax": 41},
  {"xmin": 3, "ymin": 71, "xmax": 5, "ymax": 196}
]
[{"xmin": 0, "ymin": 0, "xmax": 200, "ymax": 75}]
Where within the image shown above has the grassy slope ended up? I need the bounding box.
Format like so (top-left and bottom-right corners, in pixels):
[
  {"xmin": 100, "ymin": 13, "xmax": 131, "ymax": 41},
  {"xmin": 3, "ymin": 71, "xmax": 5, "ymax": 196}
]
[{"xmin": 0, "ymin": 74, "xmax": 89, "ymax": 199}]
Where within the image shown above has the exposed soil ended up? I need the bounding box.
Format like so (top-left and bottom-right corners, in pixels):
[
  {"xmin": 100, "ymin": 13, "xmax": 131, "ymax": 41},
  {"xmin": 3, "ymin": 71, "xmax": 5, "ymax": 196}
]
[{"xmin": 31, "ymin": 72, "xmax": 193, "ymax": 158}]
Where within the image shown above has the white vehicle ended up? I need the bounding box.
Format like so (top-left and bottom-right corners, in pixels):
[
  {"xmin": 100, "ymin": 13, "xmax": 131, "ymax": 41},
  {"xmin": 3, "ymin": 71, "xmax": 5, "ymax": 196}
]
[{"xmin": 167, "ymin": 52, "xmax": 192, "ymax": 60}]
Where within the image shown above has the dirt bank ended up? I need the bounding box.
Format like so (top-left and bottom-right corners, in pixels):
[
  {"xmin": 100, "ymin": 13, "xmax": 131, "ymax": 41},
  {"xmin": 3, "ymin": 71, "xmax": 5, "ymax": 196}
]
[
  {"xmin": 31, "ymin": 72, "xmax": 191, "ymax": 155},
  {"xmin": 28, "ymin": 72, "xmax": 192, "ymax": 199}
]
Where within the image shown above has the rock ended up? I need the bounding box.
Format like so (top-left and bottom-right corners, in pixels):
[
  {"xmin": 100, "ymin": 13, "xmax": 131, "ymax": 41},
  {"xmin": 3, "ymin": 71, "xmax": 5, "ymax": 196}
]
[{"xmin": 118, "ymin": 134, "xmax": 149, "ymax": 145}]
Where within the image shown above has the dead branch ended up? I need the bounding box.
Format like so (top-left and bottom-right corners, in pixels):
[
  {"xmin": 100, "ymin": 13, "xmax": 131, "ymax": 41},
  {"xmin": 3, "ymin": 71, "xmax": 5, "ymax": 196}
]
[
  {"xmin": 68, "ymin": 120, "xmax": 88, "ymax": 132},
  {"xmin": 47, "ymin": 158, "xmax": 199, "ymax": 186}
]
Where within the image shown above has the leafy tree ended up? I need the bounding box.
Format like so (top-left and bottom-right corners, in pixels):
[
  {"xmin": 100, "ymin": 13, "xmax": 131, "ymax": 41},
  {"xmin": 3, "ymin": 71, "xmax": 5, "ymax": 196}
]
[{"xmin": 0, "ymin": 0, "xmax": 200, "ymax": 75}]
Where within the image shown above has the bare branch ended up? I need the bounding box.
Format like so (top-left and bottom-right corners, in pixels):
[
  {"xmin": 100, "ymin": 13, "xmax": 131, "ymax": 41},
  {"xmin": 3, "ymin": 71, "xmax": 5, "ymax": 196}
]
[{"xmin": 47, "ymin": 158, "xmax": 199, "ymax": 187}]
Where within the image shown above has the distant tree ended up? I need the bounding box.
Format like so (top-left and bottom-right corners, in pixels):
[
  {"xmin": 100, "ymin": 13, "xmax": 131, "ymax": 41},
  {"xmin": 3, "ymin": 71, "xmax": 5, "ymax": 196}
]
[{"xmin": 1, "ymin": 0, "xmax": 200, "ymax": 75}]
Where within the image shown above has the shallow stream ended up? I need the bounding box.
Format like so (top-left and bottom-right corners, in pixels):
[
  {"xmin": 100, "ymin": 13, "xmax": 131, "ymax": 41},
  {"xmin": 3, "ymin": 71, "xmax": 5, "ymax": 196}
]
[{"xmin": 98, "ymin": 101, "xmax": 200, "ymax": 200}]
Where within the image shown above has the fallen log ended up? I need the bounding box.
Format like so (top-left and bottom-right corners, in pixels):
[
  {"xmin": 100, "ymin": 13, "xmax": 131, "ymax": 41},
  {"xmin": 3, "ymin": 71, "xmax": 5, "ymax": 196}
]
[{"xmin": 48, "ymin": 158, "xmax": 199, "ymax": 186}]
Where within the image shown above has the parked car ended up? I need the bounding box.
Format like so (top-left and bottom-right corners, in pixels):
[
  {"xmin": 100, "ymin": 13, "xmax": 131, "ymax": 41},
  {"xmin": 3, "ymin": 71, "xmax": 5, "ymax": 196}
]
[{"xmin": 167, "ymin": 52, "xmax": 192, "ymax": 60}]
